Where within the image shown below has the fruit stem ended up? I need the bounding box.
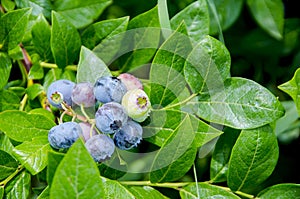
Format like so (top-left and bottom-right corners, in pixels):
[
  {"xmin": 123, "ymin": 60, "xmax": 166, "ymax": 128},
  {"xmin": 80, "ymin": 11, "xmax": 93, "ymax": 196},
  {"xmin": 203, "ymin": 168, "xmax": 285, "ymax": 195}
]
[
  {"xmin": 0, "ymin": 165, "xmax": 24, "ymax": 187},
  {"xmin": 80, "ymin": 104, "xmax": 93, "ymax": 124},
  {"xmin": 19, "ymin": 94, "xmax": 28, "ymax": 111},
  {"xmin": 40, "ymin": 62, "xmax": 58, "ymax": 69},
  {"xmin": 65, "ymin": 65, "xmax": 77, "ymax": 71}
]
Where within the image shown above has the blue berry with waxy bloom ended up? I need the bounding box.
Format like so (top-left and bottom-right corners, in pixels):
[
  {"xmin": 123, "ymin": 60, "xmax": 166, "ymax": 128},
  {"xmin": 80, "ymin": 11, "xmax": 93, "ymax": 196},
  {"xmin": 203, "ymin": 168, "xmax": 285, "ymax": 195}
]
[
  {"xmin": 94, "ymin": 76, "xmax": 127, "ymax": 103},
  {"xmin": 121, "ymin": 89, "xmax": 151, "ymax": 122},
  {"xmin": 48, "ymin": 122, "xmax": 82, "ymax": 149},
  {"xmin": 113, "ymin": 120, "xmax": 143, "ymax": 150},
  {"xmin": 85, "ymin": 134, "xmax": 115, "ymax": 162},
  {"xmin": 71, "ymin": 82, "xmax": 95, "ymax": 107},
  {"xmin": 47, "ymin": 79, "xmax": 75, "ymax": 109},
  {"xmin": 95, "ymin": 102, "xmax": 128, "ymax": 134}
]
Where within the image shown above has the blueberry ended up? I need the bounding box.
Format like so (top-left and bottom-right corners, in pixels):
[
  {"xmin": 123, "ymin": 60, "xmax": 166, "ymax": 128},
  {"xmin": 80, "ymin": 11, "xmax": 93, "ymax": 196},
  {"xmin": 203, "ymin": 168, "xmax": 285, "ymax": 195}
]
[
  {"xmin": 71, "ymin": 82, "xmax": 95, "ymax": 107},
  {"xmin": 121, "ymin": 89, "xmax": 151, "ymax": 122},
  {"xmin": 78, "ymin": 122, "xmax": 97, "ymax": 142},
  {"xmin": 85, "ymin": 134, "xmax": 115, "ymax": 162},
  {"xmin": 48, "ymin": 122, "xmax": 82, "ymax": 149},
  {"xmin": 95, "ymin": 102, "xmax": 128, "ymax": 134},
  {"xmin": 118, "ymin": 73, "xmax": 143, "ymax": 91},
  {"xmin": 113, "ymin": 120, "xmax": 143, "ymax": 150},
  {"xmin": 47, "ymin": 79, "xmax": 75, "ymax": 109},
  {"xmin": 94, "ymin": 76, "xmax": 127, "ymax": 103}
]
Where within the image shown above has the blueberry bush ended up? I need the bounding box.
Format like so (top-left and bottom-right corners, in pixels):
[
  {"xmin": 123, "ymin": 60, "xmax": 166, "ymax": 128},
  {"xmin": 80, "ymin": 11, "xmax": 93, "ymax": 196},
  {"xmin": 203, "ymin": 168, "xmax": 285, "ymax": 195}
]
[{"xmin": 1, "ymin": 0, "xmax": 300, "ymax": 198}]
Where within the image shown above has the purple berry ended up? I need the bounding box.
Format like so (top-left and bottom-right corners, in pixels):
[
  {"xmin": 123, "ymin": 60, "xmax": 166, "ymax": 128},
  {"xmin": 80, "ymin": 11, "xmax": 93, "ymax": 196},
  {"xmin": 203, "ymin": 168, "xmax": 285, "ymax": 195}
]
[
  {"xmin": 78, "ymin": 122, "xmax": 97, "ymax": 142},
  {"xmin": 71, "ymin": 82, "xmax": 95, "ymax": 107},
  {"xmin": 118, "ymin": 73, "xmax": 143, "ymax": 90}
]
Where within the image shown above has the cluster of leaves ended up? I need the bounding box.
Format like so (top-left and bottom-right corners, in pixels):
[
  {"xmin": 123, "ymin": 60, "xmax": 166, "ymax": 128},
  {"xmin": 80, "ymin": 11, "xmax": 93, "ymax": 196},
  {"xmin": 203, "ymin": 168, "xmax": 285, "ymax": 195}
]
[{"xmin": 1, "ymin": 0, "xmax": 300, "ymax": 198}]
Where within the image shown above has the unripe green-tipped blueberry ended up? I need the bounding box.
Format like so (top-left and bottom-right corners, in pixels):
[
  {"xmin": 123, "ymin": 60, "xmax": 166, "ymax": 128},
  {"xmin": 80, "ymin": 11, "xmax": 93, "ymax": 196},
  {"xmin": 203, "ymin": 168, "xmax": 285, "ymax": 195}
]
[
  {"xmin": 48, "ymin": 122, "xmax": 82, "ymax": 149},
  {"xmin": 78, "ymin": 122, "xmax": 97, "ymax": 142},
  {"xmin": 95, "ymin": 102, "xmax": 128, "ymax": 134},
  {"xmin": 118, "ymin": 73, "xmax": 143, "ymax": 90},
  {"xmin": 94, "ymin": 76, "xmax": 127, "ymax": 103},
  {"xmin": 71, "ymin": 82, "xmax": 95, "ymax": 107},
  {"xmin": 121, "ymin": 89, "xmax": 151, "ymax": 122},
  {"xmin": 113, "ymin": 120, "xmax": 143, "ymax": 150},
  {"xmin": 85, "ymin": 134, "xmax": 115, "ymax": 162},
  {"xmin": 47, "ymin": 79, "xmax": 75, "ymax": 109}
]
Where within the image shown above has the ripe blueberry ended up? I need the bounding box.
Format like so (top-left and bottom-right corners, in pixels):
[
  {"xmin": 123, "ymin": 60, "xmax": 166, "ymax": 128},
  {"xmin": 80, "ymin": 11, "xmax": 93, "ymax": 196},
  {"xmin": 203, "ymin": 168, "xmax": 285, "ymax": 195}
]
[
  {"xmin": 94, "ymin": 76, "xmax": 127, "ymax": 103},
  {"xmin": 48, "ymin": 122, "xmax": 82, "ymax": 149},
  {"xmin": 113, "ymin": 120, "xmax": 143, "ymax": 150},
  {"xmin": 95, "ymin": 102, "xmax": 128, "ymax": 134},
  {"xmin": 85, "ymin": 134, "xmax": 115, "ymax": 162},
  {"xmin": 47, "ymin": 79, "xmax": 75, "ymax": 109}
]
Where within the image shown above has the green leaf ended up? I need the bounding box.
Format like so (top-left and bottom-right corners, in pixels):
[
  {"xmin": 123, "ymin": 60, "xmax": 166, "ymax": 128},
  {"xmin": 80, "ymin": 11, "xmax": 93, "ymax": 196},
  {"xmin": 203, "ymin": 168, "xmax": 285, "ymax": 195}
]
[
  {"xmin": 119, "ymin": 6, "xmax": 161, "ymax": 72},
  {"xmin": 246, "ymin": 0, "xmax": 284, "ymax": 40},
  {"xmin": 149, "ymin": 115, "xmax": 197, "ymax": 183},
  {"xmin": 0, "ymin": 110, "xmax": 55, "ymax": 142},
  {"xmin": 184, "ymin": 35, "xmax": 231, "ymax": 94},
  {"xmin": 188, "ymin": 77, "xmax": 284, "ymax": 129},
  {"xmin": 26, "ymin": 84, "xmax": 44, "ymax": 100},
  {"xmin": 257, "ymin": 183, "xmax": 300, "ymax": 199},
  {"xmin": 210, "ymin": 128, "xmax": 240, "ymax": 183},
  {"xmin": 0, "ymin": 90, "xmax": 20, "ymax": 112},
  {"xmin": 12, "ymin": 136, "xmax": 51, "ymax": 175},
  {"xmin": 227, "ymin": 125, "xmax": 279, "ymax": 192},
  {"xmin": 0, "ymin": 186, "xmax": 3, "ymax": 199},
  {"xmin": 29, "ymin": 108, "xmax": 55, "ymax": 122},
  {"xmin": 77, "ymin": 46, "xmax": 111, "ymax": 84},
  {"xmin": 31, "ymin": 14, "xmax": 53, "ymax": 61},
  {"xmin": 158, "ymin": 0, "xmax": 171, "ymax": 39},
  {"xmin": 53, "ymin": 0, "xmax": 112, "ymax": 29},
  {"xmin": 0, "ymin": 133, "xmax": 14, "ymax": 154},
  {"xmin": 275, "ymin": 101, "xmax": 299, "ymax": 144},
  {"xmin": 81, "ymin": 16, "xmax": 129, "ymax": 50},
  {"xmin": 37, "ymin": 186, "xmax": 49, "ymax": 199},
  {"xmin": 0, "ymin": 150, "xmax": 18, "ymax": 181},
  {"xmin": 180, "ymin": 183, "xmax": 240, "ymax": 199},
  {"xmin": 150, "ymin": 22, "xmax": 192, "ymax": 107},
  {"xmin": 0, "ymin": 53, "xmax": 12, "ymax": 90},
  {"xmin": 278, "ymin": 68, "xmax": 300, "ymax": 116},
  {"xmin": 50, "ymin": 140, "xmax": 104, "ymax": 199},
  {"xmin": 1, "ymin": 0, "xmax": 16, "ymax": 12},
  {"xmin": 144, "ymin": 109, "xmax": 222, "ymax": 148},
  {"xmin": 101, "ymin": 177, "xmax": 135, "ymax": 199},
  {"xmin": 51, "ymin": 11, "xmax": 81, "ymax": 68},
  {"xmin": 47, "ymin": 151, "xmax": 64, "ymax": 187},
  {"xmin": 28, "ymin": 62, "xmax": 44, "ymax": 80},
  {"xmin": 127, "ymin": 186, "xmax": 168, "ymax": 199},
  {"xmin": 4, "ymin": 171, "xmax": 31, "ymax": 199},
  {"xmin": 98, "ymin": 153, "xmax": 127, "ymax": 180},
  {"xmin": 208, "ymin": 0, "xmax": 243, "ymax": 35},
  {"xmin": 171, "ymin": 0, "xmax": 209, "ymax": 42},
  {"xmin": 0, "ymin": 8, "xmax": 31, "ymax": 51},
  {"xmin": 15, "ymin": 0, "xmax": 52, "ymax": 18}
]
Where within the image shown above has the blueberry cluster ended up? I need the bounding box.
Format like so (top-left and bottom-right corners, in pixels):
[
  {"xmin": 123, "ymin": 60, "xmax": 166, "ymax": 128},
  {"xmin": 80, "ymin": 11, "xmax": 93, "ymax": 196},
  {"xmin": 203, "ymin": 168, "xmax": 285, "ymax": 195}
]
[{"xmin": 47, "ymin": 74, "xmax": 151, "ymax": 162}]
